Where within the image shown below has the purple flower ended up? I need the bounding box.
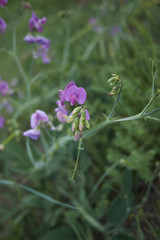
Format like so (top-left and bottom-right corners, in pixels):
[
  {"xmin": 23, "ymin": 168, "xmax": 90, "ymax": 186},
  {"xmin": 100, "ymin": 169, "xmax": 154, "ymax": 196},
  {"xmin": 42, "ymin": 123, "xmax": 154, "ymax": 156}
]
[
  {"xmin": 85, "ymin": 109, "xmax": 90, "ymax": 120},
  {"xmin": 59, "ymin": 81, "xmax": 76, "ymax": 104},
  {"xmin": 88, "ymin": 17, "xmax": 97, "ymax": 25},
  {"xmin": 33, "ymin": 44, "xmax": 51, "ymax": 64},
  {"xmin": 55, "ymin": 100, "xmax": 69, "ymax": 123},
  {"xmin": 24, "ymin": 34, "xmax": 37, "ymax": 43},
  {"xmin": 64, "ymin": 85, "xmax": 87, "ymax": 106},
  {"xmin": 0, "ymin": 80, "xmax": 9, "ymax": 96},
  {"xmin": 23, "ymin": 128, "xmax": 40, "ymax": 140},
  {"xmin": 0, "ymin": 0, "xmax": 8, "ymax": 7},
  {"xmin": 0, "ymin": 17, "xmax": 7, "ymax": 34},
  {"xmin": 30, "ymin": 110, "xmax": 48, "ymax": 128},
  {"xmin": 0, "ymin": 116, "xmax": 5, "ymax": 128},
  {"xmin": 29, "ymin": 12, "xmax": 47, "ymax": 33},
  {"xmin": 110, "ymin": 26, "xmax": 121, "ymax": 35},
  {"xmin": 22, "ymin": 1, "xmax": 31, "ymax": 9}
]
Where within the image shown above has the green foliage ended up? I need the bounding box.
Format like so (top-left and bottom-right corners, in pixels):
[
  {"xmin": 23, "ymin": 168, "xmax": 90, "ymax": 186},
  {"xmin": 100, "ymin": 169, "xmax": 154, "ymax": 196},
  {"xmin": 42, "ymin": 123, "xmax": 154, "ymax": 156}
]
[{"xmin": 0, "ymin": 0, "xmax": 160, "ymax": 239}]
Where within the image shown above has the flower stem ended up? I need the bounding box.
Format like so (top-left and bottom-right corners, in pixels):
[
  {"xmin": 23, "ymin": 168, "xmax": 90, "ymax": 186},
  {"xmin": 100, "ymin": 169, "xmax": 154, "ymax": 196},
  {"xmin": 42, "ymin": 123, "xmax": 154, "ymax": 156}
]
[{"xmin": 69, "ymin": 139, "xmax": 82, "ymax": 182}]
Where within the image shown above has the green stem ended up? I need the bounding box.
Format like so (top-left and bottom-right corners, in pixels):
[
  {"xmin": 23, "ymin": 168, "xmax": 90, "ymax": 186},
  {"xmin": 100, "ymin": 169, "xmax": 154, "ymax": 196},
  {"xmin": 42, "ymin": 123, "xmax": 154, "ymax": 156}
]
[
  {"xmin": 2, "ymin": 130, "xmax": 20, "ymax": 146},
  {"xmin": 108, "ymin": 83, "xmax": 123, "ymax": 120},
  {"xmin": 12, "ymin": 28, "xmax": 31, "ymax": 100},
  {"xmin": 69, "ymin": 139, "xmax": 82, "ymax": 182},
  {"xmin": 140, "ymin": 94, "xmax": 158, "ymax": 115}
]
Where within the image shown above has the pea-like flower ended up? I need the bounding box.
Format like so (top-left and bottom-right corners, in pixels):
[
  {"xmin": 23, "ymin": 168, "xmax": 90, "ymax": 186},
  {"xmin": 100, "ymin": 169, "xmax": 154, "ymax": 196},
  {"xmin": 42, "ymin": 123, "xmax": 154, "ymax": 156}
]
[
  {"xmin": 0, "ymin": 80, "xmax": 9, "ymax": 96},
  {"xmin": 64, "ymin": 85, "xmax": 87, "ymax": 106},
  {"xmin": 0, "ymin": 17, "xmax": 7, "ymax": 34},
  {"xmin": 29, "ymin": 11, "xmax": 47, "ymax": 33},
  {"xmin": 23, "ymin": 128, "xmax": 40, "ymax": 140},
  {"xmin": 23, "ymin": 110, "xmax": 49, "ymax": 140},
  {"xmin": 0, "ymin": 0, "xmax": 8, "ymax": 7},
  {"xmin": 0, "ymin": 116, "xmax": 5, "ymax": 128},
  {"xmin": 56, "ymin": 82, "xmax": 90, "ymax": 141},
  {"xmin": 24, "ymin": 35, "xmax": 51, "ymax": 64},
  {"xmin": 30, "ymin": 110, "xmax": 49, "ymax": 129}
]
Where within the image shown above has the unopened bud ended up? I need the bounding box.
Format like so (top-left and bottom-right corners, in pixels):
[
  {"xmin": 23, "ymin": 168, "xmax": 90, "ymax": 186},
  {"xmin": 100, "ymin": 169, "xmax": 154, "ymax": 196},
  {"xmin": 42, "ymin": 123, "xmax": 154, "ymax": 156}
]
[
  {"xmin": 72, "ymin": 117, "xmax": 79, "ymax": 132},
  {"xmin": 79, "ymin": 110, "xmax": 86, "ymax": 131},
  {"xmin": 74, "ymin": 131, "xmax": 82, "ymax": 141},
  {"xmin": 71, "ymin": 106, "xmax": 82, "ymax": 117},
  {"xmin": 85, "ymin": 120, "xmax": 90, "ymax": 129},
  {"xmin": 65, "ymin": 114, "xmax": 74, "ymax": 123}
]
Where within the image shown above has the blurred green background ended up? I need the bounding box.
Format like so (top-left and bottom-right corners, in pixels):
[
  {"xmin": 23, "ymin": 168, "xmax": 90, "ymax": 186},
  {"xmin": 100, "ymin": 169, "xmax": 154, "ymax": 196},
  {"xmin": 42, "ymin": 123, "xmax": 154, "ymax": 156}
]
[{"xmin": 0, "ymin": 0, "xmax": 160, "ymax": 239}]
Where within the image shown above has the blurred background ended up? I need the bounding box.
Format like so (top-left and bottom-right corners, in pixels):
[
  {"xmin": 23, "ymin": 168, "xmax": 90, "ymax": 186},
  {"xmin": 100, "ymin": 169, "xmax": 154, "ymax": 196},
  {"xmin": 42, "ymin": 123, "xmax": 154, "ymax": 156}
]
[{"xmin": 0, "ymin": 0, "xmax": 160, "ymax": 239}]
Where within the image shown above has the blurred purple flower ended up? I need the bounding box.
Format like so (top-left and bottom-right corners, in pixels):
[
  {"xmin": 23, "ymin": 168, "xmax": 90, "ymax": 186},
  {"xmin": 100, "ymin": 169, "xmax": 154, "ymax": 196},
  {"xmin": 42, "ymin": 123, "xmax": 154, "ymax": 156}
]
[
  {"xmin": 0, "ymin": 0, "xmax": 8, "ymax": 7},
  {"xmin": 24, "ymin": 34, "xmax": 37, "ymax": 43},
  {"xmin": 110, "ymin": 26, "xmax": 121, "ymax": 35},
  {"xmin": 64, "ymin": 85, "xmax": 87, "ymax": 106},
  {"xmin": 33, "ymin": 44, "xmax": 51, "ymax": 64},
  {"xmin": 0, "ymin": 80, "xmax": 9, "ymax": 96},
  {"xmin": 29, "ymin": 11, "xmax": 47, "ymax": 32},
  {"xmin": 55, "ymin": 100, "xmax": 68, "ymax": 123},
  {"xmin": 85, "ymin": 109, "xmax": 90, "ymax": 120},
  {"xmin": 88, "ymin": 17, "xmax": 97, "ymax": 25},
  {"xmin": 0, "ymin": 17, "xmax": 7, "ymax": 33},
  {"xmin": 22, "ymin": 1, "xmax": 31, "ymax": 9},
  {"xmin": 31, "ymin": 109, "xmax": 48, "ymax": 128},
  {"xmin": 0, "ymin": 116, "xmax": 5, "ymax": 128},
  {"xmin": 23, "ymin": 128, "xmax": 40, "ymax": 140}
]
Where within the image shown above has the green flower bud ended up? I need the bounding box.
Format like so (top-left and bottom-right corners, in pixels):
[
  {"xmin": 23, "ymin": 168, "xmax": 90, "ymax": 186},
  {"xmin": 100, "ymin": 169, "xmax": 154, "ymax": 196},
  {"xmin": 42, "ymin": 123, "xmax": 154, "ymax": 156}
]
[
  {"xmin": 71, "ymin": 106, "xmax": 82, "ymax": 118},
  {"xmin": 85, "ymin": 120, "xmax": 90, "ymax": 129},
  {"xmin": 74, "ymin": 130, "xmax": 83, "ymax": 141},
  {"xmin": 72, "ymin": 117, "xmax": 79, "ymax": 132},
  {"xmin": 79, "ymin": 109, "xmax": 86, "ymax": 131}
]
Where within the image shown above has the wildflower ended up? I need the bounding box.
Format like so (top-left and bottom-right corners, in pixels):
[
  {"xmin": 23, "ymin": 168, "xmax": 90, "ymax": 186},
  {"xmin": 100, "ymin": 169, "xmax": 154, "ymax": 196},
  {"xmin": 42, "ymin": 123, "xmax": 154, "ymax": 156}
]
[
  {"xmin": 24, "ymin": 34, "xmax": 37, "ymax": 43},
  {"xmin": 0, "ymin": 116, "xmax": 5, "ymax": 128},
  {"xmin": 88, "ymin": 17, "xmax": 97, "ymax": 25},
  {"xmin": 0, "ymin": 17, "xmax": 7, "ymax": 33},
  {"xmin": 0, "ymin": 80, "xmax": 9, "ymax": 96},
  {"xmin": 23, "ymin": 128, "xmax": 40, "ymax": 140},
  {"xmin": 23, "ymin": 110, "xmax": 57, "ymax": 140},
  {"xmin": 0, "ymin": 0, "xmax": 8, "ymax": 7},
  {"xmin": 30, "ymin": 110, "xmax": 49, "ymax": 128},
  {"xmin": 22, "ymin": 1, "xmax": 31, "ymax": 9},
  {"xmin": 29, "ymin": 11, "xmax": 47, "ymax": 33},
  {"xmin": 110, "ymin": 26, "xmax": 121, "ymax": 36},
  {"xmin": 64, "ymin": 84, "xmax": 87, "ymax": 106},
  {"xmin": 55, "ymin": 100, "xmax": 68, "ymax": 123}
]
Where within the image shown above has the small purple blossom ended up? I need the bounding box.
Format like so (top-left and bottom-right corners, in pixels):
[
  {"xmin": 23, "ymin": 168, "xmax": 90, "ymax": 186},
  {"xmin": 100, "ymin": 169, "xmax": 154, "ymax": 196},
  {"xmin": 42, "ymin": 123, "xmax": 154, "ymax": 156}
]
[
  {"xmin": 22, "ymin": 1, "xmax": 31, "ymax": 9},
  {"xmin": 29, "ymin": 12, "xmax": 47, "ymax": 33},
  {"xmin": 0, "ymin": 116, "xmax": 5, "ymax": 128},
  {"xmin": 64, "ymin": 85, "xmax": 87, "ymax": 106},
  {"xmin": 88, "ymin": 17, "xmax": 97, "ymax": 25},
  {"xmin": 0, "ymin": 80, "xmax": 9, "ymax": 96},
  {"xmin": 23, "ymin": 128, "xmax": 40, "ymax": 140},
  {"xmin": 24, "ymin": 34, "xmax": 37, "ymax": 43},
  {"xmin": 0, "ymin": 0, "xmax": 8, "ymax": 7},
  {"xmin": 110, "ymin": 26, "xmax": 121, "ymax": 35},
  {"xmin": 0, "ymin": 17, "xmax": 7, "ymax": 34},
  {"xmin": 31, "ymin": 110, "xmax": 49, "ymax": 128},
  {"xmin": 55, "ymin": 100, "xmax": 68, "ymax": 123}
]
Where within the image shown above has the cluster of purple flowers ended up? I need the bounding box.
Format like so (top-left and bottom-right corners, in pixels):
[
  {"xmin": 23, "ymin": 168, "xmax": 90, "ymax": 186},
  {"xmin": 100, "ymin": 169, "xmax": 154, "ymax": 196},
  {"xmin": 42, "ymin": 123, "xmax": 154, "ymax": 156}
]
[
  {"xmin": 23, "ymin": 110, "xmax": 49, "ymax": 140},
  {"xmin": 23, "ymin": 110, "xmax": 62, "ymax": 140},
  {"xmin": 24, "ymin": 12, "xmax": 51, "ymax": 64},
  {"xmin": 0, "ymin": 0, "xmax": 8, "ymax": 34},
  {"xmin": 0, "ymin": 76, "xmax": 10, "ymax": 129},
  {"xmin": 55, "ymin": 82, "xmax": 90, "ymax": 141}
]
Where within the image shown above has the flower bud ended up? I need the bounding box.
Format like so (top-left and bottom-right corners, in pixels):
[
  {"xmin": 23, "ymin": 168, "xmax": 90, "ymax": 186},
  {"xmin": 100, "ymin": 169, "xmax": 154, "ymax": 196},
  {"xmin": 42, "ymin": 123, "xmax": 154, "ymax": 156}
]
[
  {"xmin": 74, "ymin": 131, "xmax": 82, "ymax": 141},
  {"xmin": 71, "ymin": 106, "xmax": 82, "ymax": 117},
  {"xmin": 79, "ymin": 109, "xmax": 86, "ymax": 131},
  {"xmin": 72, "ymin": 117, "xmax": 79, "ymax": 132},
  {"xmin": 85, "ymin": 120, "xmax": 90, "ymax": 129}
]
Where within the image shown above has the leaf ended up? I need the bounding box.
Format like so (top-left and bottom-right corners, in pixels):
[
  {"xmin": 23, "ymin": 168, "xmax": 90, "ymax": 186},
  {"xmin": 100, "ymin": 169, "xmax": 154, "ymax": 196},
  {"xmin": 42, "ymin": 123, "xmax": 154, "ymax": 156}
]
[
  {"xmin": 112, "ymin": 233, "xmax": 136, "ymax": 240},
  {"xmin": 107, "ymin": 195, "xmax": 128, "ymax": 226},
  {"xmin": 39, "ymin": 227, "xmax": 77, "ymax": 240}
]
